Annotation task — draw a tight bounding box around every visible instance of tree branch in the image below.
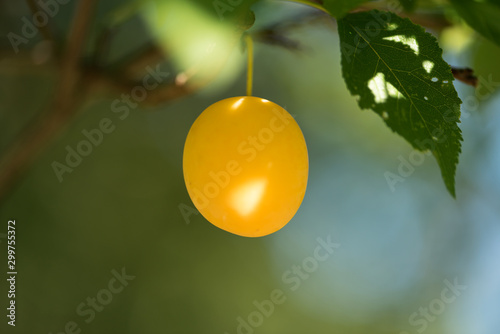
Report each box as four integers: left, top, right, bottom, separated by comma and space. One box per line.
26, 0, 54, 42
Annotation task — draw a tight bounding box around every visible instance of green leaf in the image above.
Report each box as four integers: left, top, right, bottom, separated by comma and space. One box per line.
322, 0, 368, 18
450, 0, 500, 46
338, 10, 462, 196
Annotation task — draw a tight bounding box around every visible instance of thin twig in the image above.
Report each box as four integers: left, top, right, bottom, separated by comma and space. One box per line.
26, 0, 54, 42
452, 67, 478, 87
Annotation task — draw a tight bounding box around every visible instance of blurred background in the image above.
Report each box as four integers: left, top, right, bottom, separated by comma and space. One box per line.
0, 0, 499, 333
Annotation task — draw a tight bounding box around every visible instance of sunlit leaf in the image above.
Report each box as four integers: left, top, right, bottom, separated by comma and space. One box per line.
338, 10, 462, 196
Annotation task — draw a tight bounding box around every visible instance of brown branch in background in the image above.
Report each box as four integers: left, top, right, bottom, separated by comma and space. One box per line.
82, 66, 195, 107
452, 67, 478, 87
56, 0, 97, 113
120, 44, 166, 80
0, 2, 255, 204
0, 0, 99, 203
